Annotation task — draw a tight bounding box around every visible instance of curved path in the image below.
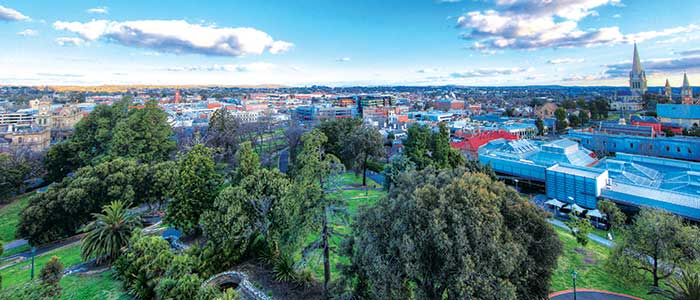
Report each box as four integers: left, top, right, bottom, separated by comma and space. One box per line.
549, 289, 643, 300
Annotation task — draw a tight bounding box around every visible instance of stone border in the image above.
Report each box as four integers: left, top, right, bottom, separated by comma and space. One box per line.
202, 271, 273, 300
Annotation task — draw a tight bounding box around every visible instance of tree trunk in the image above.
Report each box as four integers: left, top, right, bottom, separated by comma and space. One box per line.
652, 257, 659, 287
322, 209, 331, 299
362, 154, 368, 186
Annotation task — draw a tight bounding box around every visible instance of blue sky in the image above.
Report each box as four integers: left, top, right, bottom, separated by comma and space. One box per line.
1, 0, 699, 86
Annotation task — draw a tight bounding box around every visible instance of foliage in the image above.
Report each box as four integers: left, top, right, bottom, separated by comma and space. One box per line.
18, 158, 147, 244
566, 214, 593, 247
341, 167, 562, 299
0, 281, 50, 300
598, 199, 626, 232
0, 153, 32, 202
579, 109, 591, 125
588, 97, 610, 120
317, 118, 363, 166
381, 154, 416, 190
80, 201, 142, 265
109, 101, 176, 164
38, 256, 64, 298
403, 123, 464, 170
535, 117, 545, 136
142, 161, 178, 210
654, 270, 700, 300
555, 107, 568, 134
343, 126, 386, 186
205, 108, 242, 164
215, 288, 241, 300
609, 208, 700, 288
561, 99, 577, 109
568, 113, 581, 128
165, 144, 222, 233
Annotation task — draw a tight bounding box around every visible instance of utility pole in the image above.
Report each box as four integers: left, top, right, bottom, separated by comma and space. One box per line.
30, 246, 36, 280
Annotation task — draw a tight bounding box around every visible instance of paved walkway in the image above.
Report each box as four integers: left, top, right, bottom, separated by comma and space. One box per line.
550, 289, 642, 300
548, 219, 615, 248
2, 239, 28, 251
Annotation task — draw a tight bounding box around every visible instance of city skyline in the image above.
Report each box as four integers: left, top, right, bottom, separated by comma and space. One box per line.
1, 0, 700, 86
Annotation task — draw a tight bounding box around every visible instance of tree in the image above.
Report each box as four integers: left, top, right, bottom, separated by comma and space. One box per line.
588, 97, 610, 120
165, 145, 222, 233
381, 154, 416, 190
576, 98, 587, 109
81, 201, 142, 265
341, 167, 562, 299
231, 142, 259, 183
579, 109, 590, 126
597, 199, 625, 233
44, 141, 82, 183
568, 113, 581, 128
0, 153, 30, 202
318, 118, 362, 165
18, 158, 147, 245
205, 108, 242, 164
344, 126, 386, 186
39, 256, 64, 298
654, 270, 700, 300
109, 101, 176, 164
294, 130, 346, 297
561, 99, 576, 109
535, 117, 545, 136
566, 214, 593, 247
610, 208, 700, 288
143, 161, 178, 210
403, 123, 464, 170
555, 107, 568, 134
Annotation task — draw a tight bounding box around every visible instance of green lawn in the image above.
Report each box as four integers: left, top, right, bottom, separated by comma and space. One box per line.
61, 270, 129, 300
336, 172, 381, 188
550, 226, 661, 299
301, 188, 386, 279
1, 243, 83, 289
0, 192, 34, 246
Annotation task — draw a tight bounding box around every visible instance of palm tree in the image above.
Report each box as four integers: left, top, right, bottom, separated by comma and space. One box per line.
654, 270, 700, 300
80, 201, 141, 265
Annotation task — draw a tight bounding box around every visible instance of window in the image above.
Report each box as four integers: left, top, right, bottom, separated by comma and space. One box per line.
666, 146, 670, 151
630, 143, 634, 149
677, 147, 681, 153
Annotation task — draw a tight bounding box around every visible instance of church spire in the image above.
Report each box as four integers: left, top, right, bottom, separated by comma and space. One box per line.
683, 72, 690, 88
632, 42, 642, 74
665, 78, 671, 88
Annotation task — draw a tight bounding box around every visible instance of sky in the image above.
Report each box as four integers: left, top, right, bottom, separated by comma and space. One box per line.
1, 0, 700, 87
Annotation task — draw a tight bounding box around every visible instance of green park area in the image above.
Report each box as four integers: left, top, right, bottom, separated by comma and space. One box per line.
0, 192, 33, 245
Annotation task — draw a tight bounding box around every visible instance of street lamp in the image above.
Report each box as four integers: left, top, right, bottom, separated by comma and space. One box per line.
571, 269, 578, 300
30, 246, 36, 280
514, 179, 519, 191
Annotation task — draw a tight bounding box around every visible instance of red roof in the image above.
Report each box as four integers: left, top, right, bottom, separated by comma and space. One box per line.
451, 130, 518, 156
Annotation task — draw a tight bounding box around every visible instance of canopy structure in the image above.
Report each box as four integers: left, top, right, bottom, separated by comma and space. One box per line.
544, 199, 566, 208
586, 209, 605, 219
564, 203, 585, 214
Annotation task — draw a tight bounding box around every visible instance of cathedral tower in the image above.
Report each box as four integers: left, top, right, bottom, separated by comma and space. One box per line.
681, 72, 694, 104
664, 79, 672, 101
629, 43, 647, 96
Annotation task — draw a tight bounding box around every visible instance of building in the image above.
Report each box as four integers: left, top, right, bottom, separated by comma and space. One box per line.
681, 72, 694, 104
534, 102, 558, 119
295, 105, 354, 121
657, 103, 700, 128
567, 130, 700, 161
629, 43, 647, 96
479, 138, 700, 220
630, 115, 661, 132
0, 125, 51, 152
0, 112, 35, 126
665, 79, 672, 101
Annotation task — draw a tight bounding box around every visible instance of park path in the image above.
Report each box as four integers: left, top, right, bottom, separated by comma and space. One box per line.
548, 218, 615, 248
549, 289, 642, 300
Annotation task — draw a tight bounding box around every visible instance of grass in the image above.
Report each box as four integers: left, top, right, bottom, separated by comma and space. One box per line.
336, 172, 381, 188
0, 192, 34, 246
300, 187, 386, 279
60, 270, 129, 300
0, 243, 83, 290
550, 226, 661, 299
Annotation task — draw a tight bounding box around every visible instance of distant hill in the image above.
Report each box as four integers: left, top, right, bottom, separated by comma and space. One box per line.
44, 84, 289, 93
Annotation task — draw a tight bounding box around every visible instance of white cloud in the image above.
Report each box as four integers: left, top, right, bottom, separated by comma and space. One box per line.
603, 55, 700, 78
53, 19, 293, 57
167, 62, 276, 72
548, 58, 585, 64
676, 49, 700, 56
17, 29, 38, 36
86, 7, 109, 14
0, 5, 29, 21
562, 73, 608, 82
417, 68, 439, 74
55, 37, 84, 47
456, 0, 700, 51
613, 14, 621, 18
450, 67, 527, 78
336, 57, 351, 62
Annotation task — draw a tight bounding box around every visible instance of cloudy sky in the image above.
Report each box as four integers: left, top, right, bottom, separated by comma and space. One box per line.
1, 0, 699, 86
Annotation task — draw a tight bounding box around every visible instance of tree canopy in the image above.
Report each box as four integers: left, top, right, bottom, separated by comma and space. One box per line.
403, 123, 464, 170
340, 167, 561, 299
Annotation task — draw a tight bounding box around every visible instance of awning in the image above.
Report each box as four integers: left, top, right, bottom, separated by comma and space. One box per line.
564, 203, 585, 214
586, 209, 605, 219
544, 199, 566, 208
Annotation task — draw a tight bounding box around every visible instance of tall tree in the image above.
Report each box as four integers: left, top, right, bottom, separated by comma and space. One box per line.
18, 158, 147, 244
403, 123, 463, 170
344, 126, 386, 186
80, 201, 142, 265
39, 256, 64, 298
165, 145, 222, 233
555, 107, 568, 134
205, 108, 241, 164
597, 199, 625, 234
381, 154, 416, 190
610, 208, 700, 288
535, 117, 545, 136
318, 118, 362, 164
566, 214, 593, 247
0, 153, 30, 202
109, 101, 176, 164
341, 167, 561, 299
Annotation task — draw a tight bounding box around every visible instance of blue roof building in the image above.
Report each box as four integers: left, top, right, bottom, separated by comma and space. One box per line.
657, 104, 700, 128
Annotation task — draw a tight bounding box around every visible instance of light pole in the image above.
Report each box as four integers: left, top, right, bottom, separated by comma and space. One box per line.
30, 246, 36, 280
514, 179, 519, 192
571, 269, 578, 300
